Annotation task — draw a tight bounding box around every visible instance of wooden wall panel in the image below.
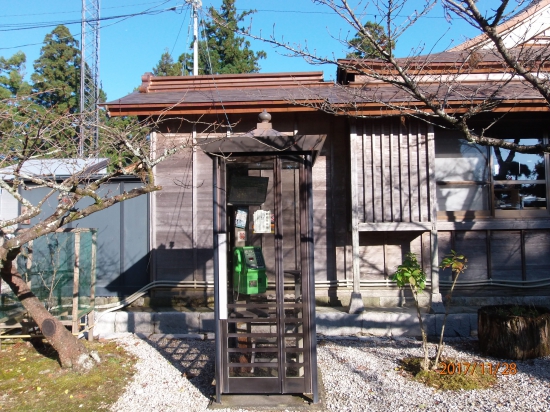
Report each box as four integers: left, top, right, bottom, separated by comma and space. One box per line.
453, 231, 488, 281
358, 232, 424, 279
390, 122, 401, 221
409, 125, 420, 222
399, 123, 411, 222
381, 122, 392, 222
372, 123, 383, 222
363, 122, 374, 222
357, 119, 433, 224
491, 231, 522, 280
358, 233, 384, 279
154, 148, 194, 250
153, 139, 215, 283
437, 231, 453, 282
525, 230, 550, 280
331, 120, 351, 281
417, 125, 429, 222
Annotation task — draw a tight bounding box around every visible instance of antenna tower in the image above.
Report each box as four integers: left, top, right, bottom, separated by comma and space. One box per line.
79, 0, 100, 156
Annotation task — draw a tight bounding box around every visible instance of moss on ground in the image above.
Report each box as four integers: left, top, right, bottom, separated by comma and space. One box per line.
0, 338, 136, 411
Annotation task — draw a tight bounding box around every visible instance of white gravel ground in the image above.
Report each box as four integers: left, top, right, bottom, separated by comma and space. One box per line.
108, 333, 550, 412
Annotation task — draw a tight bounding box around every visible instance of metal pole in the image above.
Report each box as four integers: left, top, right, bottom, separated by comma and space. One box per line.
193, 3, 199, 76
186, 0, 201, 76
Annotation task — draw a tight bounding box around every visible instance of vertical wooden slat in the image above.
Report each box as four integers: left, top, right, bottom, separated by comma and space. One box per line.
427, 124, 439, 298
150, 131, 157, 281
418, 123, 429, 222
354, 121, 364, 222
399, 121, 410, 222
349, 121, 363, 301
427, 125, 437, 223
379, 121, 391, 222
390, 121, 400, 221
382, 122, 391, 222
409, 123, 420, 221
387, 122, 393, 221
372, 122, 382, 222
364, 122, 374, 222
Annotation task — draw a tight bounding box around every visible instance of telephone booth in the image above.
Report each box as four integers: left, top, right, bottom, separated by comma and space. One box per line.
206, 114, 325, 403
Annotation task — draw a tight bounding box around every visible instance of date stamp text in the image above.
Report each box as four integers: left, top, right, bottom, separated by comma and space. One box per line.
439, 361, 517, 376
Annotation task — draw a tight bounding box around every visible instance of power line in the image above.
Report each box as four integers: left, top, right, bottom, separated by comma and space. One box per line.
0, 0, 176, 18
0, 2, 183, 51
0, 6, 182, 32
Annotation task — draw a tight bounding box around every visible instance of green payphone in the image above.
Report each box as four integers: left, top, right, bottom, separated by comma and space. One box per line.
233, 246, 267, 294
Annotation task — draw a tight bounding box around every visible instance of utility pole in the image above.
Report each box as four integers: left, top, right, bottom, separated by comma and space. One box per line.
80, 0, 100, 156
186, 0, 202, 76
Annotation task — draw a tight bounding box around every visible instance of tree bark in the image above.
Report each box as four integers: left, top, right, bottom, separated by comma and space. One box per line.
0, 249, 97, 372
478, 305, 550, 360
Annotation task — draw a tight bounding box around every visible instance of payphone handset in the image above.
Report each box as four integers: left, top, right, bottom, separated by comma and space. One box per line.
233, 246, 267, 295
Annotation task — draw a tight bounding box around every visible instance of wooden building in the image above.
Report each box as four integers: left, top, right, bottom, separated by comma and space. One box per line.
103, 3, 550, 310
103, 68, 550, 310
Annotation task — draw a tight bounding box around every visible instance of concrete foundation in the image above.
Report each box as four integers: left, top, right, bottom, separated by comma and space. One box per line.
93, 306, 478, 339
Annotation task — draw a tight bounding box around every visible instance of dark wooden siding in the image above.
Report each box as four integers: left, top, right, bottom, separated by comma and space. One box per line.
152, 134, 213, 283
357, 119, 434, 224
151, 112, 340, 285
438, 228, 550, 296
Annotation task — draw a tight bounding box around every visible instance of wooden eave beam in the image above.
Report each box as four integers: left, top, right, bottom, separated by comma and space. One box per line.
336, 99, 550, 116
106, 101, 323, 116
339, 62, 550, 76
106, 97, 548, 118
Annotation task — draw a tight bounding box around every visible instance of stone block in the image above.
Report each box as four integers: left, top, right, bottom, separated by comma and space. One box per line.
316, 312, 362, 336
436, 313, 473, 337
389, 312, 422, 337
362, 297, 381, 307
379, 297, 406, 308
423, 314, 436, 337
199, 311, 215, 333
154, 312, 200, 334
93, 311, 115, 337
361, 312, 393, 336
114, 312, 129, 333
131, 312, 154, 334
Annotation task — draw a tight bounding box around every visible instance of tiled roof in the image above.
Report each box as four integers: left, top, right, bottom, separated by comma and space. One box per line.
103, 67, 548, 117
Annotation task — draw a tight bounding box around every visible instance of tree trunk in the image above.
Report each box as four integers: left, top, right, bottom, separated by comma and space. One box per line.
0, 250, 97, 372
478, 305, 550, 360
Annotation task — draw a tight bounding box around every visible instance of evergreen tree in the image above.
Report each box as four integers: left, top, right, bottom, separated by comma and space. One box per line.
154, 0, 266, 76
152, 49, 183, 76
0, 51, 31, 98
31, 25, 80, 113
346, 22, 394, 59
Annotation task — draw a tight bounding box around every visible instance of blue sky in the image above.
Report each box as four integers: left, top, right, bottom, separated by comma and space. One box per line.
0, 0, 495, 101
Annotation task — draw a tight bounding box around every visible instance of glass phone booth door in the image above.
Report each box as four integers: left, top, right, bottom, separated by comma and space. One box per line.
213, 155, 318, 402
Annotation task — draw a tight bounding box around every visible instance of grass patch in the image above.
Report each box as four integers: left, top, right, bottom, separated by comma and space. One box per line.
0, 338, 136, 411
400, 357, 497, 391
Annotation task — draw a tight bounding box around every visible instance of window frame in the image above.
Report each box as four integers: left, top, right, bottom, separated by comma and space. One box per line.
436, 134, 549, 220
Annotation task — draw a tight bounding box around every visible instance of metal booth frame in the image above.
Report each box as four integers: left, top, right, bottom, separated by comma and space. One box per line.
208, 127, 325, 404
